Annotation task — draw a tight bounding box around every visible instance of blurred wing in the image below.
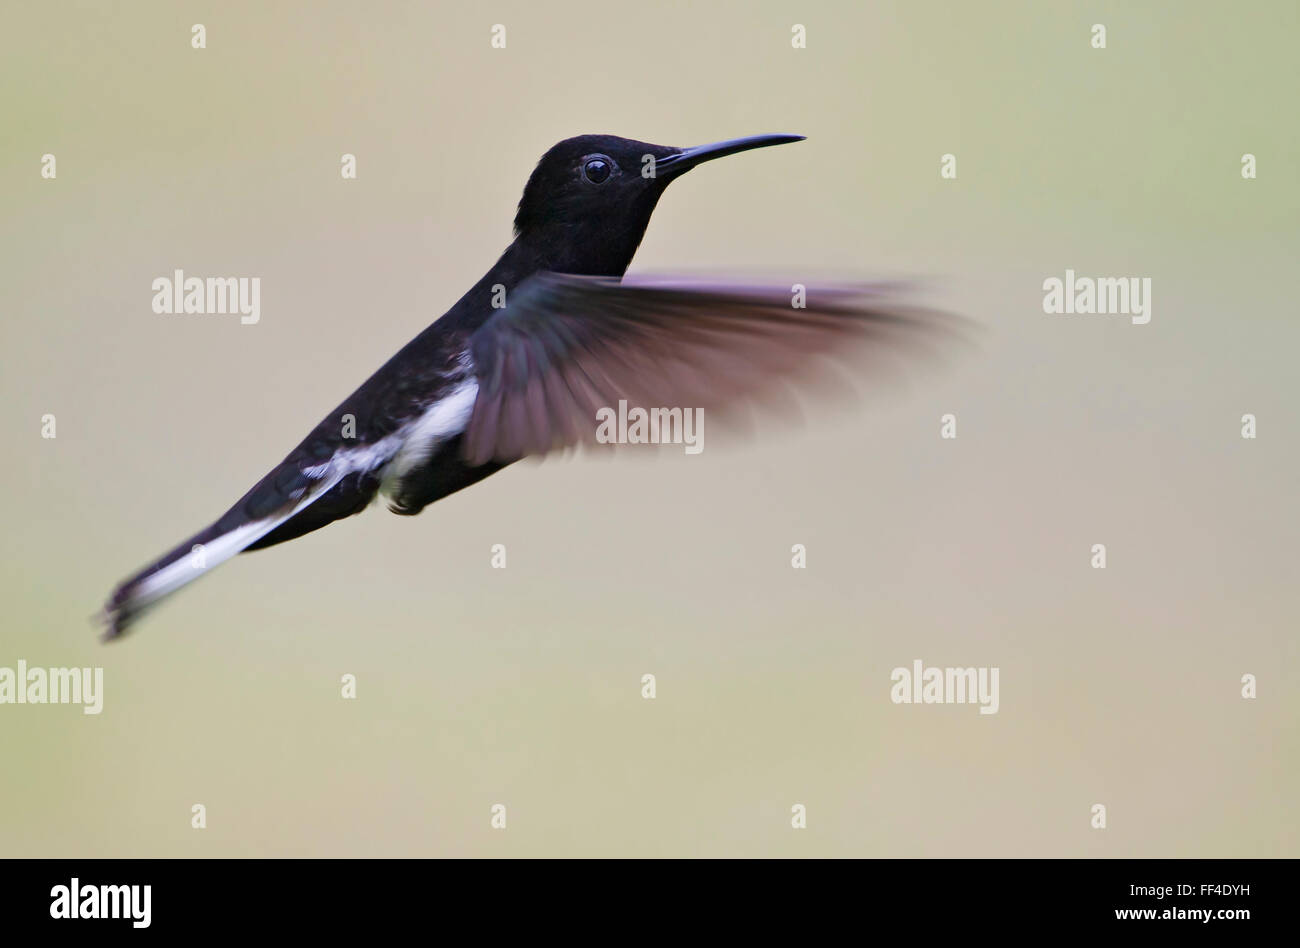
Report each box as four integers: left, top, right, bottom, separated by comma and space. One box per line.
463, 272, 966, 465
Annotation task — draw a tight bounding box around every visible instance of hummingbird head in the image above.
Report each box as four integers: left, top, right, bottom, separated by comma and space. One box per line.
512, 133, 805, 276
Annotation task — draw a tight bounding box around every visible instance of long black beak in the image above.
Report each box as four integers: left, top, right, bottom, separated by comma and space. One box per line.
658, 134, 805, 178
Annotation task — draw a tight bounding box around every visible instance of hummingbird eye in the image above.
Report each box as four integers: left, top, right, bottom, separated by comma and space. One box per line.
581, 156, 613, 184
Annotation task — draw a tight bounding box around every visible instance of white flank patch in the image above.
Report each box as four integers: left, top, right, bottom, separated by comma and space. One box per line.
380, 377, 479, 494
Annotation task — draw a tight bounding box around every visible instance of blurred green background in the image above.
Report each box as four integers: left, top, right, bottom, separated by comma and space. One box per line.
1, 0, 1296, 856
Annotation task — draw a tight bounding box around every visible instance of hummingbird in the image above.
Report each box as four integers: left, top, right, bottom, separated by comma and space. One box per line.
102, 133, 953, 638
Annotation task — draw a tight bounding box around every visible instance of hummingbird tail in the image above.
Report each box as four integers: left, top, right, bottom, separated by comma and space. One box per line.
100, 459, 353, 640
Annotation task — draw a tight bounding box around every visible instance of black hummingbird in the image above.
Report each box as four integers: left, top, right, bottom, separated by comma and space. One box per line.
103, 133, 951, 638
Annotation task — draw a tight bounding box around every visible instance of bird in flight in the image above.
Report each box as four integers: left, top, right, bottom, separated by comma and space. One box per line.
103, 133, 955, 638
